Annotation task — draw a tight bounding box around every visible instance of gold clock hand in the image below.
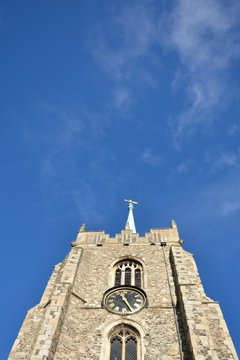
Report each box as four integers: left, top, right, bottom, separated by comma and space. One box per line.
120, 293, 134, 312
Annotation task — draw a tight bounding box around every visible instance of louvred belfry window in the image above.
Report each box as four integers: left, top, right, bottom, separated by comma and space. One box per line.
110, 326, 138, 360
115, 268, 121, 286
114, 260, 143, 287
135, 269, 141, 288
125, 267, 131, 285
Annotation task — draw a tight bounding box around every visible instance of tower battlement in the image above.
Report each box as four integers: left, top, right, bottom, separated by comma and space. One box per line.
74, 220, 180, 246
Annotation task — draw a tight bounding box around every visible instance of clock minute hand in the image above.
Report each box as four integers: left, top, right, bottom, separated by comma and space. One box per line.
120, 293, 133, 312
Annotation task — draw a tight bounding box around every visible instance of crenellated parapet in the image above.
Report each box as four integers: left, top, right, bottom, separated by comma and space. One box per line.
73, 219, 180, 246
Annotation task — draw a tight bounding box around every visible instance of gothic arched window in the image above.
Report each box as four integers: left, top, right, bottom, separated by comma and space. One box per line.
114, 260, 143, 287
110, 325, 139, 360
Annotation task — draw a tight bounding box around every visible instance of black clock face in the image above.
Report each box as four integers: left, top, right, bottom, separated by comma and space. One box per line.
102, 286, 147, 315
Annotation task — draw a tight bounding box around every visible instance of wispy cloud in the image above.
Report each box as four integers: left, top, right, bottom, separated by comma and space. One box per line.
25, 102, 119, 223
30, 103, 85, 178
91, 2, 159, 109
141, 149, 163, 167
227, 122, 240, 136
202, 175, 240, 217
167, 160, 190, 183
113, 87, 131, 109
93, 3, 157, 78
25, 1, 240, 222
176, 162, 188, 174
92, 0, 240, 137
219, 198, 240, 217
213, 152, 238, 170
166, 0, 240, 140
205, 149, 240, 172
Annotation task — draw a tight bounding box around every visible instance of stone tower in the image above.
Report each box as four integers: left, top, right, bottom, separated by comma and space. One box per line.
9, 210, 238, 359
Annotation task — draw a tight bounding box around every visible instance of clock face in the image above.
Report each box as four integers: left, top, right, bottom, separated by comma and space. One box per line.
102, 286, 147, 315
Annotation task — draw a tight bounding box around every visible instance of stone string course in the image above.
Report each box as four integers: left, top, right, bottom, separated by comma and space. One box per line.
9, 221, 238, 360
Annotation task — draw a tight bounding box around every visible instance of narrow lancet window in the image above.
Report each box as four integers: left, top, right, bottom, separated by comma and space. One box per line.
110, 337, 122, 360
125, 337, 137, 360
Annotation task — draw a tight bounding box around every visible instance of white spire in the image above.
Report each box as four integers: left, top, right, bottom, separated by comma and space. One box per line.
124, 199, 138, 233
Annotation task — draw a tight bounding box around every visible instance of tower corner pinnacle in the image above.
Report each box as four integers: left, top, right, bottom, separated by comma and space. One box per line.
171, 219, 177, 229
79, 223, 86, 233
125, 221, 130, 230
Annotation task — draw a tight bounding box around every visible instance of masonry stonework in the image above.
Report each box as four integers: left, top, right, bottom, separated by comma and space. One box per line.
9, 221, 238, 360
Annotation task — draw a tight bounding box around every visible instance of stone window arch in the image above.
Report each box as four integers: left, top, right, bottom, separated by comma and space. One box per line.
100, 319, 145, 360
109, 324, 140, 360
114, 260, 143, 288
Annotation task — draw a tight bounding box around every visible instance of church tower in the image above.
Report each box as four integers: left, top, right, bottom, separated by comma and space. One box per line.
9, 202, 238, 359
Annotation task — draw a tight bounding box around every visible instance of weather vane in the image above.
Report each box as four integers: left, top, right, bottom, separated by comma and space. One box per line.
124, 199, 138, 204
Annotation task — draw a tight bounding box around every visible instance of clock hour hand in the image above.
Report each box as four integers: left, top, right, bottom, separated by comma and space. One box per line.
120, 293, 133, 312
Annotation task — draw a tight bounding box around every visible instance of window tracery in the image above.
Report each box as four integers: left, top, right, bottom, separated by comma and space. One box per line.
110, 325, 138, 360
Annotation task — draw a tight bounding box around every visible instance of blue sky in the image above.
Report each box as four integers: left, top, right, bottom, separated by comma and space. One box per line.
1, 0, 240, 357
